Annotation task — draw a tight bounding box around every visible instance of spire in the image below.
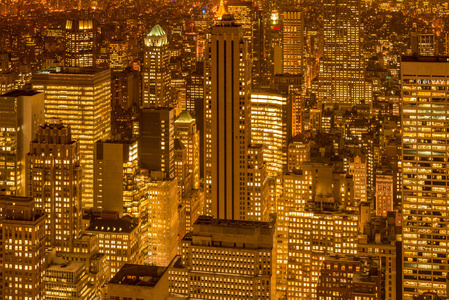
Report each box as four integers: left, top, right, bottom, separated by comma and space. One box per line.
216, 0, 227, 20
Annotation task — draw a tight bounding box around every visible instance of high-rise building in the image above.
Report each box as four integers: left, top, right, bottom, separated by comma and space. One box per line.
0, 90, 44, 196
204, 14, 252, 219
319, 0, 365, 104
282, 11, 304, 75
32, 67, 112, 208
64, 19, 96, 67
401, 56, 449, 298
93, 139, 142, 217
139, 107, 175, 179
147, 172, 179, 266
142, 24, 170, 108
250, 90, 290, 176
168, 216, 276, 299
287, 210, 359, 299
174, 111, 200, 189
26, 122, 82, 252
375, 170, 394, 217
0, 196, 46, 300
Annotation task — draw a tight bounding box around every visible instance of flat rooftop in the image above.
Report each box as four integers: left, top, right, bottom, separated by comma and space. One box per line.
109, 264, 167, 287
194, 215, 274, 229
1, 89, 40, 97
47, 262, 85, 272
86, 218, 137, 233
35, 66, 107, 75
402, 56, 449, 63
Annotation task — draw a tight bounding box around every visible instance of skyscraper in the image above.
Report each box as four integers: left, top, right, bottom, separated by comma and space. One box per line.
26, 121, 82, 252
142, 24, 170, 108
0, 196, 46, 300
250, 90, 290, 176
32, 67, 112, 208
282, 11, 304, 75
401, 56, 449, 298
64, 19, 96, 68
319, 0, 365, 104
139, 107, 175, 179
93, 139, 141, 218
174, 111, 200, 189
204, 14, 252, 220
0, 90, 44, 196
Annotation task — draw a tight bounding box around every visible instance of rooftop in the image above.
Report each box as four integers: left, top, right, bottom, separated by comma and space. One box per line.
86, 217, 137, 233
175, 110, 195, 123
194, 215, 274, 229
47, 262, 85, 272
148, 24, 166, 37
402, 56, 449, 63
109, 264, 167, 287
35, 67, 108, 75
1, 89, 40, 97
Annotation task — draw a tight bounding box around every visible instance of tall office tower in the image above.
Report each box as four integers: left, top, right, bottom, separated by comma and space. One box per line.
45, 262, 94, 300
0, 90, 44, 196
411, 33, 437, 56
186, 67, 205, 177
319, 0, 365, 104
93, 139, 142, 217
186, 67, 204, 115
276, 168, 314, 297
348, 154, 368, 202
175, 111, 200, 189
85, 215, 141, 277
282, 11, 304, 75
32, 67, 112, 208
64, 19, 96, 67
139, 107, 175, 179
245, 145, 269, 221
401, 56, 449, 298
168, 216, 276, 299
147, 172, 179, 266
287, 210, 359, 299
250, 90, 289, 177
174, 139, 191, 196
0, 196, 46, 300
204, 15, 252, 219
111, 67, 140, 110
26, 122, 82, 252
142, 24, 170, 108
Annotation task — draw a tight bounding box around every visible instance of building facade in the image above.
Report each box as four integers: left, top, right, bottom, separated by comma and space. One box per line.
32, 67, 112, 208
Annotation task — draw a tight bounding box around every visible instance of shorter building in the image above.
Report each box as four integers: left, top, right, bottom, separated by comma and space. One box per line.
287, 134, 310, 172
375, 170, 394, 217
168, 216, 276, 299
85, 215, 141, 277
317, 255, 382, 300
45, 262, 95, 299
107, 264, 169, 300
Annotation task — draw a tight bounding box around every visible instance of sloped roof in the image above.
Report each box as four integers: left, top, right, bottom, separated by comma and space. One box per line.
148, 24, 166, 37
175, 110, 194, 123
